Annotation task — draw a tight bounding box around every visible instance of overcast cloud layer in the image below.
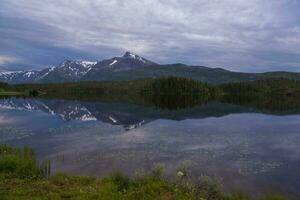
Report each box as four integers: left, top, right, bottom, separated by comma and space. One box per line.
1, 0, 300, 72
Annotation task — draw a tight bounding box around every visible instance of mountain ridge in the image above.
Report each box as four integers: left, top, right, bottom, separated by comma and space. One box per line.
1, 51, 300, 84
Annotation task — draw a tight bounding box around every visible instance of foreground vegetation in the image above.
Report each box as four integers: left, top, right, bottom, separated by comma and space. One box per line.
0, 145, 288, 200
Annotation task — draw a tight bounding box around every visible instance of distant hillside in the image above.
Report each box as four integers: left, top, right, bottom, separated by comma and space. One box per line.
82, 63, 300, 84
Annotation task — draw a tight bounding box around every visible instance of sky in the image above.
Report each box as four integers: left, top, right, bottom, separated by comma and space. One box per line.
1, 0, 300, 72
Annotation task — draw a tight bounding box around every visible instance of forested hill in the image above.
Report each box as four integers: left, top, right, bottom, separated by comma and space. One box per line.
81, 64, 300, 84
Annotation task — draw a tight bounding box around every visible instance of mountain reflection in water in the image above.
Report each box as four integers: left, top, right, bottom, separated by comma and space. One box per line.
1, 97, 300, 199
1, 97, 300, 131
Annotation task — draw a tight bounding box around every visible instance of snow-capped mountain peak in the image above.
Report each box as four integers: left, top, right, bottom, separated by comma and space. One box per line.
58, 59, 72, 68
123, 51, 137, 58
58, 59, 97, 69
50, 59, 98, 79
0, 52, 156, 83
123, 51, 146, 63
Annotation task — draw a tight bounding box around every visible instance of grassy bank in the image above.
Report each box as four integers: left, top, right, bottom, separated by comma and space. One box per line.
0, 82, 28, 97
0, 145, 287, 200
0, 91, 26, 96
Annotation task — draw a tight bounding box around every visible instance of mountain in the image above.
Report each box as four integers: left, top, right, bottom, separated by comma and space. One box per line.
1, 51, 300, 84
81, 63, 300, 84
0, 52, 153, 84
40, 60, 97, 82
83, 52, 156, 80
0, 70, 41, 83
0, 60, 97, 83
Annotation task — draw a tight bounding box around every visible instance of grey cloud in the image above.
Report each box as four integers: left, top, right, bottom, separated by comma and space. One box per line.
0, 0, 300, 72
0, 55, 16, 65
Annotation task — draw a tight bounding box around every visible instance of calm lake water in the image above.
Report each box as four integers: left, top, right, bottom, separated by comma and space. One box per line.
1, 97, 300, 198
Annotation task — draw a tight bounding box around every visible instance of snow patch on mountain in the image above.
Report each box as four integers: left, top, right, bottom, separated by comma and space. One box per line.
109, 60, 118, 66
23, 71, 36, 78
39, 67, 55, 79
79, 61, 97, 68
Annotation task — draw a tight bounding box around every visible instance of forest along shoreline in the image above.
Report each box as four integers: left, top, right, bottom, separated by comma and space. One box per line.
1, 77, 300, 111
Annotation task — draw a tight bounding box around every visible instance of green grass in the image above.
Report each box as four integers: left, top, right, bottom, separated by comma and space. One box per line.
0, 81, 36, 97
0, 173, 287, 200
0, 91, 26, 96
0, 82, 25, 96
0, 145, 288, 200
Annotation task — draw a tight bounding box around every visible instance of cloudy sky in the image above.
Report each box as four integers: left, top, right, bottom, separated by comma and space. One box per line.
1, 0, 300, 72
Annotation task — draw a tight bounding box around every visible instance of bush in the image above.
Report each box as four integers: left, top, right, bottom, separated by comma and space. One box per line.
29, 90, 39, 97
0, 145, 39, 179
110, 172, 130, 192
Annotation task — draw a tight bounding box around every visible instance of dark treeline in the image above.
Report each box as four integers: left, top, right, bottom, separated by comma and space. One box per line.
220, 79, 300, 112
0, 81, 26, 97
13, 80, 152, 104
13, 78, 219, 109
221, 78, 300, 96
0, 82, 10, 91
142, 76, 212, 96
7, 77, 300, 111
141, 77, 220, 110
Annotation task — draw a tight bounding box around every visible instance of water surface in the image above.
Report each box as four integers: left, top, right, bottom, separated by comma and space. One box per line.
1, 98, 300, 198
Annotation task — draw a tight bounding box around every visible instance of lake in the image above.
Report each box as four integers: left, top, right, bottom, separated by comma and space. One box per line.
1, 97, 300, 199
